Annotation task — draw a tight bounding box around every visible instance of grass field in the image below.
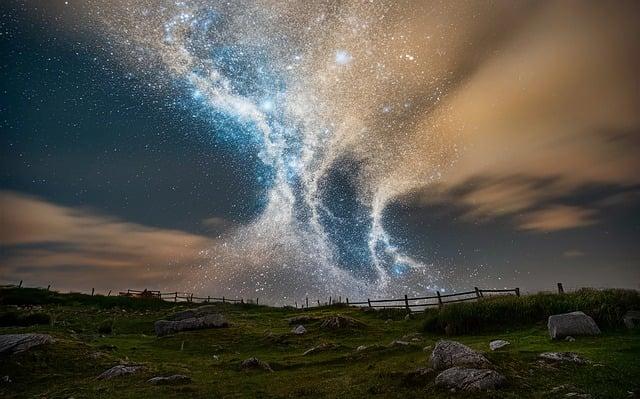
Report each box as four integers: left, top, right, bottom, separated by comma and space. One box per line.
1, 287, 639, 398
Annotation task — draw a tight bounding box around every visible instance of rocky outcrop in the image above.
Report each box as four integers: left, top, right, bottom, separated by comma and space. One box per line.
147, 375, 191, 385
97, 365, 144, 379
489, 340, 510, 351
154, 313, 228, 336
547, 311, 600, 339
435, 367, 506, 391
0, 334, 54, 355
428, 340, 491, 370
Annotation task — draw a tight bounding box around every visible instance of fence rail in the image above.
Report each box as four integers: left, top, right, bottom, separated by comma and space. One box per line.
4, 279, 530, 311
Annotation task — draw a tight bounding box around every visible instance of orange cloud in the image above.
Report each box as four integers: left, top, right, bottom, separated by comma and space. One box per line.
517, 205, 597, 232
0, 191, 216, 292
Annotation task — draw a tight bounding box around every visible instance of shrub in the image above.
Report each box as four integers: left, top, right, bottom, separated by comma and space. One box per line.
422, 288, 640, 335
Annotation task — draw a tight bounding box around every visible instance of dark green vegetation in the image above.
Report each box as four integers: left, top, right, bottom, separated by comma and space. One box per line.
423, 289, 640, 335
1, 287, 639, 398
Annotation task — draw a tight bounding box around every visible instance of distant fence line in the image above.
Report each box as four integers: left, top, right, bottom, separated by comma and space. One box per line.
6, 279, 544, 312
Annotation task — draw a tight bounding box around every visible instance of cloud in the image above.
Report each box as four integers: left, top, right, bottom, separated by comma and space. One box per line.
517, 205, 597, 232
0, 191, 216, 292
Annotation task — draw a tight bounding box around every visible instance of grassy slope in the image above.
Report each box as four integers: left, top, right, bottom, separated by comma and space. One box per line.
0, 289, 639, 398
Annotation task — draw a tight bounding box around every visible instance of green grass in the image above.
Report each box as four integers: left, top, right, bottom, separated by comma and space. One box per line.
1, 287, 639, 398
423, 288, 640, 335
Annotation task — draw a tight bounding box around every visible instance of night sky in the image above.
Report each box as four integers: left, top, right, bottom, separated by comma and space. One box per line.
1, 1, 639, 304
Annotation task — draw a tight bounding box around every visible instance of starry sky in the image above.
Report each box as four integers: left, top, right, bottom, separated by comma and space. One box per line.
1, 0, 639, 304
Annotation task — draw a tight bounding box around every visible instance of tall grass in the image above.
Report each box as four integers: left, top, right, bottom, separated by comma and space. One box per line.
0, 287, 173, 310
422, 288, 640, 335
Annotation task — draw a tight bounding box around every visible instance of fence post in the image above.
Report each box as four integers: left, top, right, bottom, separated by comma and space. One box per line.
256, 297, 259, 305
306, 297, 309, 308
18, 280, 23, 288
367, 298, 372, 308
515, 287, 520, 297
404, 294, 410, 312
295, 301, 298, 308
329, 296, 332, 305
174, 293, 178, 302
557, 283, 564, 294
107, 290, 111, 296
91, 288, 95, 296
474, 287, 482, 298
222, 296, 225, 303
346, 297, 349, 306
339, 296, 341, 303
241, 298, 244, 304
436, 291, 443, 308
207, 295, 210, 303
46, 284, 51, 291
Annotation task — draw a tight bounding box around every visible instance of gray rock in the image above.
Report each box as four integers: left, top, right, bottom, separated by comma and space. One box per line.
565, 393, 592, 398
154, 313, 228, 336
565, 336, 576, 342
319, 315, 363, 329
356, 345, 368, 352
147, 374, 191, 385
489, 340, 510, 351
435, 367, 506, 391
547, 311, 600, 339
291, 325, 306, 335
240, 357, 273, 372
167, 305, 221, 321
97, 365, 144, 379
539, 352, 587, 364
429, 340, 491, 370
0, 334, 54, 355
623, 311, 640, 329
389, 340, 410, 347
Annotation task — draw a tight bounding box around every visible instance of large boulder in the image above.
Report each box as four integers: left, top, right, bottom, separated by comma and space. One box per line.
428, 340, 491, 370
623, 311, 640, 329
154, 313, 228, 336
435, 367, 506, 391
539, 352, 587, 364
0, 334, 54, 355
547, 311, 600, 339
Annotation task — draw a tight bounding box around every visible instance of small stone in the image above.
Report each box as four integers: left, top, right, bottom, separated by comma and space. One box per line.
385, 319, 393, 324
435, 367, 506, 391
356, 345, 367, 352
240, 357, 273, 372
292, 325, 306, 335
565, 336, 576, 342
97, 365, 144, 379
539, 352, 587, 364
303, 342, 336, 356
565, 393, 592, 398
1, 376, 11, 384
489, 340, 510, 351
404, 314, 411, 320
423, 345, 432, 352
389, 340, 410, 347
147, 375, 191, 385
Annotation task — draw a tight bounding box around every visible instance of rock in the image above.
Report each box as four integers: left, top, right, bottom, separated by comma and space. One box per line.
423, 345, 432, 352
623, 311, 640, 329
539, 352, 587, 364
147, 375, 191, 385
429, 340, 491, 370
565, 393, 592, 398
389, 340, 410, 347
167, 305, 221, 321
287, 315, 318, 325
489, 340, 510, 351
547, 311, 600, 339
319, 315, 363, 330
0, 334, 54, 355
404, 314, 411, 320
435, 367, 506, 391
385, 319, 393, 324
240, 357, 273, 372
303, 342, 336, 356
291, 325, 306, 335
1, 375, 11, 384
356, 345, 368, 352
565, 336, 576, 342
97, 365, 144, 379
154, 313, 228, 336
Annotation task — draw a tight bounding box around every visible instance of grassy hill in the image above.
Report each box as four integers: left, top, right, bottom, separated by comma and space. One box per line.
1, 287, 639, 398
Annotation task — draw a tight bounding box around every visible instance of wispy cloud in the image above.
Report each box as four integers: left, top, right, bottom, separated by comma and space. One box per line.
0, 191, 216, 292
